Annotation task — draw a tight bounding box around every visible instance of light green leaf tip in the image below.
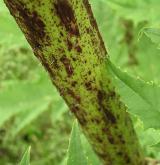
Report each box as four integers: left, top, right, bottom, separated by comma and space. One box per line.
106, 59, 160, 129
66, 120, 87, 165
19, 146, 31, 165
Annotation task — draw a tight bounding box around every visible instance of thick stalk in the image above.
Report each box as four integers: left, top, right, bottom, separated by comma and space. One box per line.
4, 0, 144, 164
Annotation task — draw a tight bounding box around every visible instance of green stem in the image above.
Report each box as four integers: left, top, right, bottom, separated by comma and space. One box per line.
4, 0, 144, 164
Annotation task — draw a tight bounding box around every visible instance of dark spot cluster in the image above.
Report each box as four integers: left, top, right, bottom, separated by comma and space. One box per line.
102, 127, 108, 133
60, 55, 74, 77
118, 135, 125, 144
117, 151, 123, 156
66, 38, 73, 51
117, 150, 132, 164
71, 104, 79, 113
67, 89, 81, 103
104, 108, 117, 124
78, 116, 87, 126
71, 81, 77, 87
86, 27, 92, 33
50, 55, 59, 69
107, 136, 115, 144
96, 136, 103, 143
108, 91, 116, 99
71, 105, 87, 126
66, 38, 82, 53
91, 118, 101, 124
124, 153, 131, 164
6, 1, 50, 49
85, 81, 92, 90
83, 0, 107, 56
75, 45, 82, 53
54, 0, 80, 36
88, 71, 91, 75
97, 90, 117, 124
35, 52, 55, 79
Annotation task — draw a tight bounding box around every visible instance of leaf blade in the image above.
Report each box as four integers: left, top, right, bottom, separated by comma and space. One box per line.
19, 146, 31, 165
107, 60, 160, 129
66, 120, 87, 165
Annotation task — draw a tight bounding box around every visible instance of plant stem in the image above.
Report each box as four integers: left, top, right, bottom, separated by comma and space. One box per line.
4, 0, 144, 164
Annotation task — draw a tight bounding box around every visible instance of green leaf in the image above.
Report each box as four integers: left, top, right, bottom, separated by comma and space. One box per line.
19, 146, 31, 165
0, 72, 65, 134
143, 28, 160, 46
10, 97, 52, 137
51, 100, 68, 123
107, 60, 160, 129
81, 134, 101, 165
66, 120, 87, 165
139, 128, 160, 147
133, 118, 160, 157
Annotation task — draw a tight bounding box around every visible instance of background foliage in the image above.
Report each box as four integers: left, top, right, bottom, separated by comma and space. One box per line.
0, 0, 160, 164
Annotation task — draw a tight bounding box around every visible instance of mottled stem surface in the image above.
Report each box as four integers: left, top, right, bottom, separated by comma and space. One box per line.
4, 0, 144, 164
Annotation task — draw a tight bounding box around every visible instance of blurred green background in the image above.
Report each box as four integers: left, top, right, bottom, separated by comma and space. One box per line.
0, 0, 160, 164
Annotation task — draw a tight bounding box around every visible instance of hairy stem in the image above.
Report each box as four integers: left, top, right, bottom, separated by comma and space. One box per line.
4, 0, 144, 164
